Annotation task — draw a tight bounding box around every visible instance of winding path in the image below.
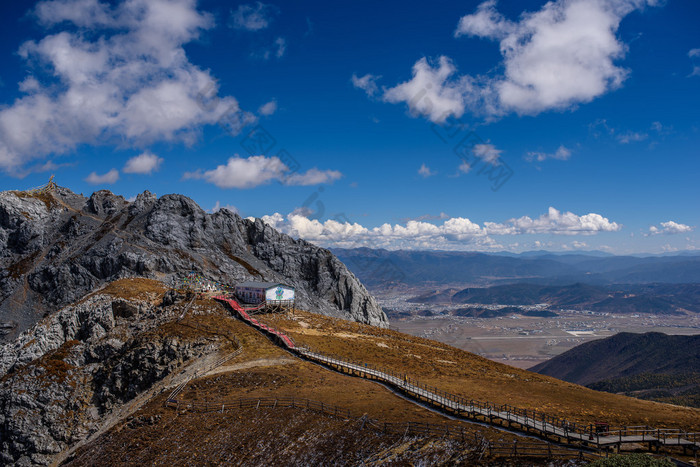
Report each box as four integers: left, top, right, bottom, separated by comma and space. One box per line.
213, 296, 700, 456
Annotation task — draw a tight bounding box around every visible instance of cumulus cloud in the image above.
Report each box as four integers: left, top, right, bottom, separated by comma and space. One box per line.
418, 163, 436, 177
184, 155, 342, 189
258, 207, 621, 251
85, 168, 119, 185
123, 151, 163, 174
484, 207, 621, 236
351, 73, 381, 97
648, 221, 693, 236
383, 56, 474, 123
0, 0, 252, 175
525, 145, 572, 162
230, 2, 277, 31
378, 0, 658, 122
184, 156, 286, 189
258, 100, 277, 116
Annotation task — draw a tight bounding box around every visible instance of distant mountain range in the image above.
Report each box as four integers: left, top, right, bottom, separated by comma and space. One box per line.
530, 332, 700, 408
453, 283, 700, 314
406, 282, 700, 315
333, 248, 700, 287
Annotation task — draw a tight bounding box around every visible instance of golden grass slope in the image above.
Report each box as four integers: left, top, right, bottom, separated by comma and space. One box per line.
61, 279, 699, 465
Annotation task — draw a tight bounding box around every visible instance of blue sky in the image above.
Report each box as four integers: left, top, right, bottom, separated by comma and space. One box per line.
0, 0, 698, 254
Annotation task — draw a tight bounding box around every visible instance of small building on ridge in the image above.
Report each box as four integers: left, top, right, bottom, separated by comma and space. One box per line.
234, 281, 295, 305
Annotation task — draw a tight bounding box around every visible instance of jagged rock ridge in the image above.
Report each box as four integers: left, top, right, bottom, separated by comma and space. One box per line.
0, 186, 387, 341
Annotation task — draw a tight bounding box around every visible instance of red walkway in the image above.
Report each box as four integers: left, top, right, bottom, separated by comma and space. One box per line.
214, 296, 296, 349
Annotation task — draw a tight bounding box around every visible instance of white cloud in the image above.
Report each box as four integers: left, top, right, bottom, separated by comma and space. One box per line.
591, 119, 670, 144
457, 160, 471, 174
256, 37, 287, 60
525, 145, 572, 162
455, 0, 514, 40
648, 221, 693, 236
0, 0, 252, 174
123, 151, 163, 174
209, 201, 239, 214
85, 168, 119, 185
351, 73, 381, 97
283, 168, 343, 186
484, 207, 621, 236
274, 37, 286, 58
418, 163, 436, 177
230, 2, 277, 31
617, 131, 648, 143
258, 100, 277, 116
258, 206, 621, 251
473, 143, 502, 165
689, 48, 700, 77
184, 156, 287, 189
379, 0, 658, 122
184, 155, 342, 189
383, 56, 473, 123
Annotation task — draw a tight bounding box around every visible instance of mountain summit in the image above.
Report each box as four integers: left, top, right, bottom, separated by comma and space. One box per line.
0, 185, 387, 342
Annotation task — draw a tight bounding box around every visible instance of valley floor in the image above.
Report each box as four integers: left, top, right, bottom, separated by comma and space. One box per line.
376, 289, 700, 369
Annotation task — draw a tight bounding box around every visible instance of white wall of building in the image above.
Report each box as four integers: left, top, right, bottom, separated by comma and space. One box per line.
265, 285, 295, 302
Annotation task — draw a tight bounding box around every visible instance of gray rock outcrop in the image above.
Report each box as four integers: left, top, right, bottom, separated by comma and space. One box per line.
0, 292, 217, 465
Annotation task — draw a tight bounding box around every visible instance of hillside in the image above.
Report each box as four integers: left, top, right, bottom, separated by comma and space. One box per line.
0, 278, 534, 465
0, 186, 386, 343
530, 332, 700, 407
3, 279, 700, 465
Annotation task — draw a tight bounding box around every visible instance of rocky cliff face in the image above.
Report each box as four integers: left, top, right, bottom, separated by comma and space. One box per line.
0, 282, 220, 465
0, 186, 387, 342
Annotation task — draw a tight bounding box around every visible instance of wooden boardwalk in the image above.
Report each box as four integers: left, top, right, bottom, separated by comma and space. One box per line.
213, 296, 700, 456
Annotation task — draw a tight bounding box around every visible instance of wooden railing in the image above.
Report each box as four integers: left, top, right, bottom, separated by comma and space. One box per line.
213, 296, 700, 455
164, 396, 599, 461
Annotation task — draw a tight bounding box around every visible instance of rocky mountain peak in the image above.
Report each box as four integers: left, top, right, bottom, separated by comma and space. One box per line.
0, 185, 387, 342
